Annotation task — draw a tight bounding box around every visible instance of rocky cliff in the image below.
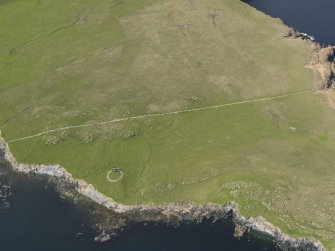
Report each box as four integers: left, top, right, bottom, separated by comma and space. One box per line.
0, 132, 326, 250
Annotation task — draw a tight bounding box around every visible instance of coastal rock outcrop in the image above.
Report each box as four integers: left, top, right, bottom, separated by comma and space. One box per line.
0, 182, 11, 209
310, 44, 335, 90
283, 28, 335, 90
0, 132, 326, 250
283, 28, 315, 41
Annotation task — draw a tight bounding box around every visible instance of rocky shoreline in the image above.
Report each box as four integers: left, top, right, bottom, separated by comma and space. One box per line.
283, 27, 335, 91
0, 156, 11, 209
0, 181, 11, 209
1, 25, 334, 251
0, 133, 326, 251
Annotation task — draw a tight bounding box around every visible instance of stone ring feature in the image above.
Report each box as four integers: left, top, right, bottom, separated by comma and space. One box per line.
106, 168, 124, 183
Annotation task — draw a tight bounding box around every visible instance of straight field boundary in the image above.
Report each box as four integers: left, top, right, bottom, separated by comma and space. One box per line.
9, 90, 312, 143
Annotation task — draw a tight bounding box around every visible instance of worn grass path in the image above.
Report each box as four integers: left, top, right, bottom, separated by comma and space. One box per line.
9, 90, 312, 143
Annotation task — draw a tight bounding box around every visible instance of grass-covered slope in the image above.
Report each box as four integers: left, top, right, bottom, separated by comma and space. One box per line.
1, 0, 335, 248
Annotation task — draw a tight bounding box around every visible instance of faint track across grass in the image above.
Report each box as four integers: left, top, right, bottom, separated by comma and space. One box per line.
9, 90, 312, 143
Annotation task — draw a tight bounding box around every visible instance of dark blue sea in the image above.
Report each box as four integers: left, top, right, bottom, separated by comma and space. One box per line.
244, 0, 335, 46
0, 162, 277, 251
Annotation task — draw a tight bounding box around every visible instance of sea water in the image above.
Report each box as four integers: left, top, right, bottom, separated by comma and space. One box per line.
0, 162, 278, 251
244, 0, 335, 46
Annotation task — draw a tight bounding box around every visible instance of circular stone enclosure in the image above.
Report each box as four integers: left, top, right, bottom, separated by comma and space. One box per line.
106, 169, 124, 183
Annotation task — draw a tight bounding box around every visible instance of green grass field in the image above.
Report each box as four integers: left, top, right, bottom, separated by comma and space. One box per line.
1, 0, 335, 248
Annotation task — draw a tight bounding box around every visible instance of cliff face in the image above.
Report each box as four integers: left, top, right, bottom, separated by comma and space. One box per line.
0, 157, 11, 209
0, 133, 326, 250
311, 44, 335, 89
284, 28, 335, 90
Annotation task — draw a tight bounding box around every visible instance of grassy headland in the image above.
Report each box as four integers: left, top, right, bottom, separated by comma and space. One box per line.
1, 0, 334, 248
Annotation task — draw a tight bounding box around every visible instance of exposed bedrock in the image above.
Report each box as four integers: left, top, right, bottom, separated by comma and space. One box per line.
0, 133, 326, 250
0, 182, 11, 209
311, 45, 335, 89
283, 27, 335, 90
